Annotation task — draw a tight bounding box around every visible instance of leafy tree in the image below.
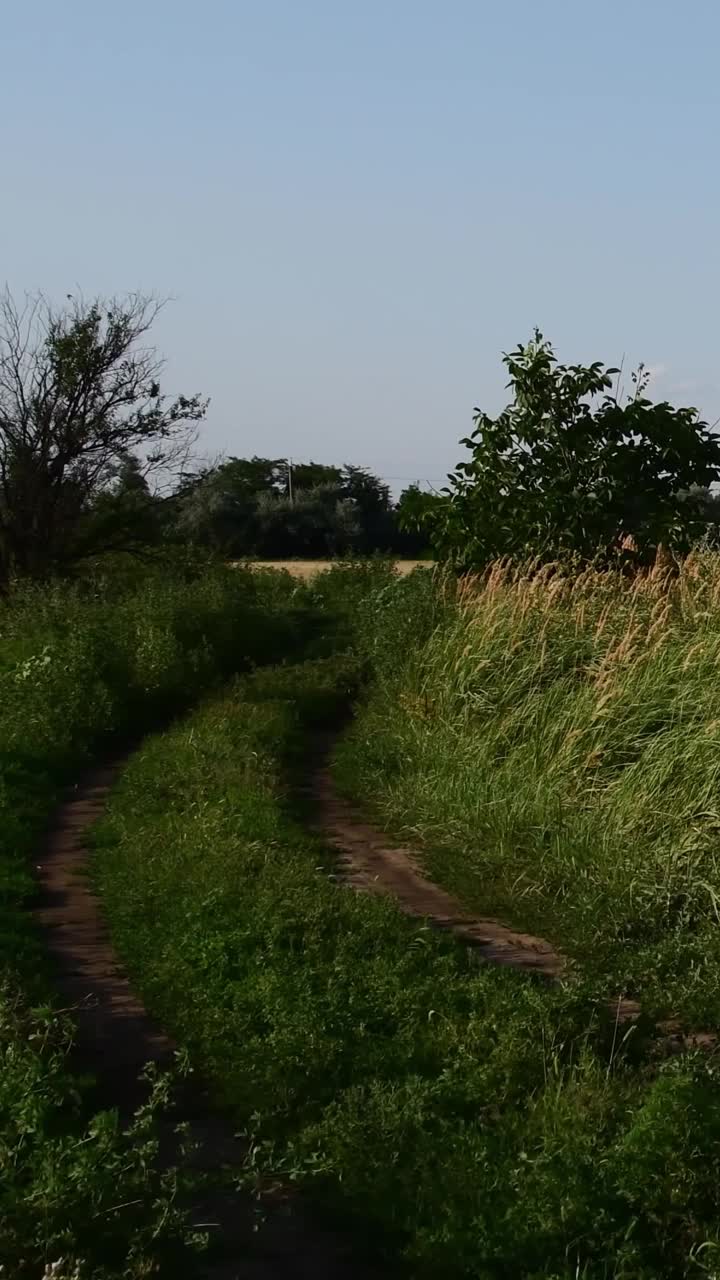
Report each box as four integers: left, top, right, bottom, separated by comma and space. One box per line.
168, 467, 227, 551
0, 290, 206, 588
76, 451, 165, 563
341, 465, 390, 513
220, 455, 287, 495
339, 465, 393, 551
172, 456, 287, 552
415, 332, 720, 568
111, 450, 152, 496
171, 457, 403, 558
287, 461, 343, 493
677, 484, 720, 545
396, 484, 444, 554
254, 484, 361, 557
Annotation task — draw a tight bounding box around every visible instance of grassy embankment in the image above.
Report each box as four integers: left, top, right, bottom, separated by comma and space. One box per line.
93, 562, 720, 1279
336, 556, 720, 1028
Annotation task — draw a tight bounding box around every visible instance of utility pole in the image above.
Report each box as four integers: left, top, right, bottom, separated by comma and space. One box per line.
287, 458, 293, 505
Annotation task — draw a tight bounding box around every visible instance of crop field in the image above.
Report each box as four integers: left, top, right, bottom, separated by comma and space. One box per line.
4, 556, 720, 1278
236, 558, 433, 578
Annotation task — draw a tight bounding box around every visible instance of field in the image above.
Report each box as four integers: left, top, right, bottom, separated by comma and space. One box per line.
4, 556, 720, 1278
236, 557, 432, 577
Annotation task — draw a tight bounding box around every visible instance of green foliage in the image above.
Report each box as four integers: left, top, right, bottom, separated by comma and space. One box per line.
173, 456, 407, 558
93, 657, 720, 1277
76, 452, 166, 562
289, 460, 344, 490
301, 555, 403, 655
419, 333, 720, 568
252, 485, 362, 557
396, 482, 444, 532
0, 986, 198, 1278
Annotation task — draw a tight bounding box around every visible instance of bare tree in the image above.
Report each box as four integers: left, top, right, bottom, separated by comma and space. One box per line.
0, 289, 207, 588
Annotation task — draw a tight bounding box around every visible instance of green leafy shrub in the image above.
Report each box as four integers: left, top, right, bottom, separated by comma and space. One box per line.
414, 333, 720, 568
0, 980, 201, 1278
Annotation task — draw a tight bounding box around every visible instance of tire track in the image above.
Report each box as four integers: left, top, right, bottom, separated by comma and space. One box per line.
34, 754, 388, 1280
312, 753, 562, 978
309, 734, 716, 1051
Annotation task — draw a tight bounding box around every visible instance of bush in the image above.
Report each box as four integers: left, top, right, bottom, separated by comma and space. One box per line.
0, 983, 198, 1278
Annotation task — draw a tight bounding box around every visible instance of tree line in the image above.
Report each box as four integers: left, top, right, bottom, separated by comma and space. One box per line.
2, 289, 720, 591
82, 452, 428, 564
171, 457, 426, 559
0, 290, 425, 589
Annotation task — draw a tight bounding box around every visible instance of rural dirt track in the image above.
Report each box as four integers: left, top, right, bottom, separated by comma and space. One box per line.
32, 727, 715, 1277
34, 756, 389, 1280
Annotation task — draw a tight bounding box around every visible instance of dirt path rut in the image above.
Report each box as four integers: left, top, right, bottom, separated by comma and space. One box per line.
312, 755, 563, 978
309, 739, 717, 1050
35, 759, 173, 1101
31, 727, 715, 1280
34, 757, 388, 1280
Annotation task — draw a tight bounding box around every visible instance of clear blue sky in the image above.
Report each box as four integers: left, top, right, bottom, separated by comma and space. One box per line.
2, 0, 719, 491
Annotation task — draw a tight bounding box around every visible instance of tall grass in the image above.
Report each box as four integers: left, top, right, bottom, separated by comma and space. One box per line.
336, 555, 720, 1022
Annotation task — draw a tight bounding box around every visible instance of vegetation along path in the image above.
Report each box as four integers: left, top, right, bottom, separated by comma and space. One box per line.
40, 640, 720, 1280
309, 732, 717, 1051
32, 700, 715, 1275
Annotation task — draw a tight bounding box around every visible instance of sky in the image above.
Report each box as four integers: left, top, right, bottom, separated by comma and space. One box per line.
2, 0, 720, 493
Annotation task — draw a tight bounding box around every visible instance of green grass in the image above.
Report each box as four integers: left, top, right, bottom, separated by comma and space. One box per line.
338, 560, 720, 1029
0, 560, 315, 1277
0, 555, 397, 1275
0, 991, 198, 1279
12, 553, 720, 1276
0, 563, 304, 984
334, 556, 720, 1026
93, 654, 720, 1279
